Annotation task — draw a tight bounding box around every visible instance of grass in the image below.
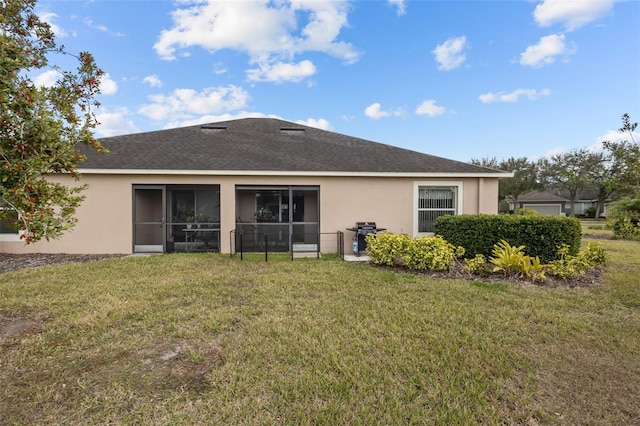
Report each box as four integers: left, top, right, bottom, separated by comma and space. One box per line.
580, 219, 614, 239
1, 240, 639, 425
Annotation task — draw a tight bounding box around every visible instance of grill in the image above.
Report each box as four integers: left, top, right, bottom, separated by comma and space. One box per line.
346, 222, 386, 255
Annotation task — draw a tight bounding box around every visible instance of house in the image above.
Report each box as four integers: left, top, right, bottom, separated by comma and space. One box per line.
506, 191, 569, 215
0, 118, 511, 255
507, 190, 610, 217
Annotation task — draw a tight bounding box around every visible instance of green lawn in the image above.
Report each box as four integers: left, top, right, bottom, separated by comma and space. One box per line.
580, 219, 614, 239
1, 239, 639, 425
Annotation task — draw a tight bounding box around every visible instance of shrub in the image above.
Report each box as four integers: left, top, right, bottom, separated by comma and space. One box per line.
547, 242, 607, 279
365, 232, 410, 267
435, 214, 581, 262
463, 254, 490, 276
366, 232, 464, 272
547, 244, 588, 279
513, 208, 539, 216
584, 206, 597, 218
607, 196, 640, 241
403, 235, 463, 272
581, 241, 607, 266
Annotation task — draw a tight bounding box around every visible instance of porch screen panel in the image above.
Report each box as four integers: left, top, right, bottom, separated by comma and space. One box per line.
195, 189, 220, 223
418, 187, 456, 233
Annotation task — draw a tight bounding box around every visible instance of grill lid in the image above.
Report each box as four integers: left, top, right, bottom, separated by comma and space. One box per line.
356, 222, 376, 230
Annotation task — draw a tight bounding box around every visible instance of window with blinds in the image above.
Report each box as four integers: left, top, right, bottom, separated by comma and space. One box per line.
417, 187, 456, 233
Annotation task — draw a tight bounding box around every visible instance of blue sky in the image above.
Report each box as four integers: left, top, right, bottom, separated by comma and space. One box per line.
35, 0, 640, 163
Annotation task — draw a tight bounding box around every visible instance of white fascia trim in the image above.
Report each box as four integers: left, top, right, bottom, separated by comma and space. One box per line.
77, 169, 513, 178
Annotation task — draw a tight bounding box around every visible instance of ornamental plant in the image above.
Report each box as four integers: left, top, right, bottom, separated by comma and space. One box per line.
365, 232, 463, 271
463, 254, 490, 276
547, 242, 607, 279
607, 196, 640, 241
401, 235, 464, 272
365, 232, 410, 267
1, 0, 105, 243
489, 240, 546, 282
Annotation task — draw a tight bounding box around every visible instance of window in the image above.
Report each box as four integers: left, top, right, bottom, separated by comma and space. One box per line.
0, 209, 18, 234
0, 207, 22, 241
414, 182, 462, 234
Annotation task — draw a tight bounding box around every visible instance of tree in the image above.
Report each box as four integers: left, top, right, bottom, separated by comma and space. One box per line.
601, 113, 640, 199
471, 156, 540, 207
539, 149, 602, 216
583, 150, 611, 218
0, 0, 105, 243
585, 114, 640, 218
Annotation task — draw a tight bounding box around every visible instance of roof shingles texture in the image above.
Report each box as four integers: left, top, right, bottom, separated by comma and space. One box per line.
80, 118, 500, 174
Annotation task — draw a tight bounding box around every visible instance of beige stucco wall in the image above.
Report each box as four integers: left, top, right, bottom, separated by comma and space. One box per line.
0, 173, 500, 254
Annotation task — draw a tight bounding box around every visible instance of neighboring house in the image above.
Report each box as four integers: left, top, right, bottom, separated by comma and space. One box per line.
564, 197, 609, 217
506, 190, 569, 215
1, 118, 511, 255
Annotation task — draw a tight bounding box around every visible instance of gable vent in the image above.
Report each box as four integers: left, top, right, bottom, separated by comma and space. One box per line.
280, 127, 305, 132
200, 125, 227, 131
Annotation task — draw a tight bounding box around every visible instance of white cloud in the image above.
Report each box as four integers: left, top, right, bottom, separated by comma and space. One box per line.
34, 70, 62, 87
415, 100, 447, 117
99, 73, 118, 95
153, 0, 358, 83
519, 33, 575, 67
295, 118, 333, 130
533, 0, 614, 31
388, 0, 406, 16
539, 146, 570, 159
143, 75, 163, 88
38, 12, 68, 38
213, 62, 228, 75
364, 102, 404, 120
138, 85, 250, 121
247, 60, 316, 83
365, 103, 389, 119
478, 88, 552, 103
95, 108, 139, 137
432, 36, 468, 71
84, 18, 108, 32
592, 129, 640, 151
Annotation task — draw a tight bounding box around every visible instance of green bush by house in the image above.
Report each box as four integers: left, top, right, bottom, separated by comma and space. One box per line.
434, 214, 581, 263
607, 196, 640, 241
365, 232, 464, 271
365, 231, 606, 283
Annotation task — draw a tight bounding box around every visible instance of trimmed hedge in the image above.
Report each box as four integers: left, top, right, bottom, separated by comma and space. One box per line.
434, 214, 581, 263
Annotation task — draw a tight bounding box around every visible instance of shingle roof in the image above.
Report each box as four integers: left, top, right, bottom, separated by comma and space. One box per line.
516, 191, 570, 202
79, 118, 504, 175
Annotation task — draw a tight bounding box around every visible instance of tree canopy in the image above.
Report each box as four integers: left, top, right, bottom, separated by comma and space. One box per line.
0, 0, 105, 243
473, 113, 638, 217
471, 156, 540, 205
538, 148, 602, 216
601, 113, 640, 197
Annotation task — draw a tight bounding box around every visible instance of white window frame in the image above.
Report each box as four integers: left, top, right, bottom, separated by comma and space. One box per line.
413, 181, 463, 236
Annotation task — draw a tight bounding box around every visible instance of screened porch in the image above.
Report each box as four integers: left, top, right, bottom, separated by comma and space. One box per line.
234, 186, 319, 253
